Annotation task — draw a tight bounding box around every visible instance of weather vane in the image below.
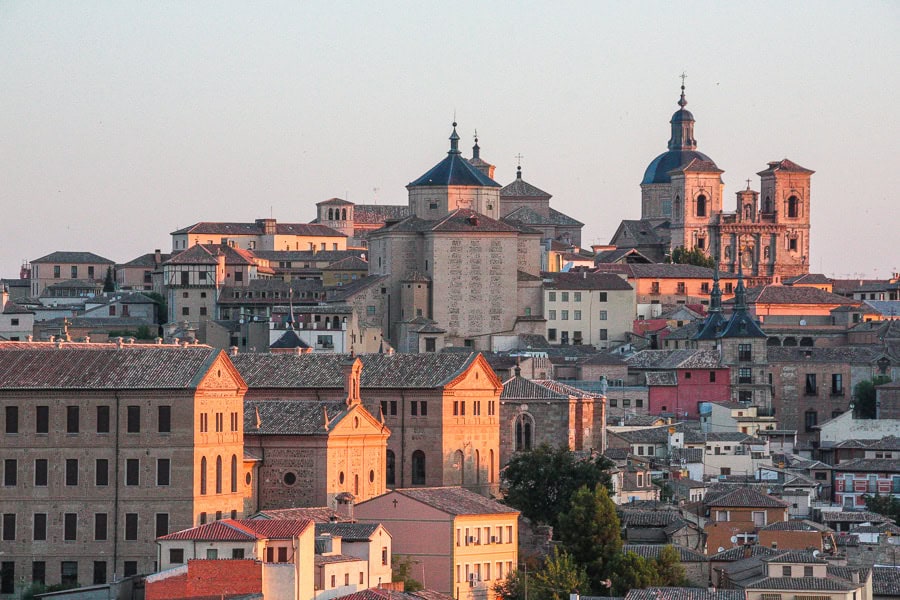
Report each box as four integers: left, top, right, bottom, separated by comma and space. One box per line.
515, 153, 524, 167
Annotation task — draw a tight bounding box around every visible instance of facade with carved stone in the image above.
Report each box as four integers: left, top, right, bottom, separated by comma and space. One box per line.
611, 85, 813, 286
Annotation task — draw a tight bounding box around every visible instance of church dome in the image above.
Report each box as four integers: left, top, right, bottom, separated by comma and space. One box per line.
670, 107, 694, 123
642, 149, 716, 185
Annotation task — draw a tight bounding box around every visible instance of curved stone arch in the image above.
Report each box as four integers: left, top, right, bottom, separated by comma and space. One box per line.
513, 412, 535, 452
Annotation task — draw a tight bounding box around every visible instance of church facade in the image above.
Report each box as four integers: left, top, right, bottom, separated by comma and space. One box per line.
611, 86, 814, 286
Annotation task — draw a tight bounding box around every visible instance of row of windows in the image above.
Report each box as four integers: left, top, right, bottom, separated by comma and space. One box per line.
455, 525, 514, 546
547, 329, 608, 342
386, 449, 496, 487
3, 404, 171, 435
547, 310, 609, 321
0, 559, 140, 592
1, 511, 169, 542
199, 455, 239, 495
49, 265, 98, 279
607, 398, 644, 408
455, 561, 514, 584
2, 457, 171, 487
198, 411, 240, 433
547, 291, 608, 303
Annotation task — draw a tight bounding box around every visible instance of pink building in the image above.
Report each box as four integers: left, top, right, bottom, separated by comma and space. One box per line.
627, 349, 730, 418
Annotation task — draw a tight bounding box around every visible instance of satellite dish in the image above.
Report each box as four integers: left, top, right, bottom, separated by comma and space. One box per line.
800, 319, 807, 326
717, 547, 725, 553
812, 550, 820, 557
730, 536, 738, 544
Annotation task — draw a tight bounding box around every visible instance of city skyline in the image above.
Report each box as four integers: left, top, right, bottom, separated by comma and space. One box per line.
1, 2, 898, 279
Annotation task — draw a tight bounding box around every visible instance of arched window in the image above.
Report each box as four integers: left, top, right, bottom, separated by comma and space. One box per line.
231, 455, 238, 493
725, 246, 731, 260
674, 196, 682, 220
764, 196, 772, 213
411, 450, 426, 485
386, 450, 396, 486
767, 337, 781, 347
475, 449, 481, 484
514, 413, 535, 452
354, 474, 359, 495
215, 456, 223, 494
341, 208, 347, 220
328, 208, 334, 220
454, 449, 465, 486
788, 196, 798, 218
200, 456, 207, 495
696, 195, 707, 217
799, 337, 814, 347
783, 337, 798, 347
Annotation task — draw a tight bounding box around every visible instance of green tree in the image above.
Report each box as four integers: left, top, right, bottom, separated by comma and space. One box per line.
609, 552, 659, 596
391, 555, 423, 592
493, 567, 530, 600
558, 485, 622, 590
103, 266, 116, 292
531, 547, 590, 600
502, 444, 613, 529
864, 493, 900, 523
654, 545, 688, 587
143, 291, 168, 325
666, 246, 716, 268
854, 377, 891, 419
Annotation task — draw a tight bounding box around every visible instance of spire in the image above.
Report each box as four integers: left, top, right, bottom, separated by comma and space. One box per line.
448, 122, 461, 155
709, 261, 722, 314
668, 75, 697, 151
516, 165, 522, 179
734, 252, 748, 312
472, 130, 480, 160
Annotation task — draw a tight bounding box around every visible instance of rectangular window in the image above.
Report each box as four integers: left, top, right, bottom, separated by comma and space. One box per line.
411, 401, 418, 416
126, 459, 139, 486
599, 310, 607, 320
215, 412, 223, 432
831, 374, 843, 395
1, 514, 14, 541
125, 513, 138, 540
278, 547, 288, 562
158, 406, 171, 433
61, 561, 78, 585
155, 513, 169, 538
805, 373, 817, 395
96, 459, 109, 486
573, 292, 582, 302
232, 548, 245, 559
34, 459, 48, 486
126, 406, 140, 433
65, 459, 78, 486
123, 562, 137, 577
609, 399, 617, 407
97, 405, 110, 434
3, 460, 16, 487
182, 306, 190, 316
230, 411, 238, 431
33, 513, 47, 541
95, 513, 108, 541
64, 513, 77, 541
548, 328, 557, 341
623, 399, 631, 407
636, 399, 643, 408
93, 561, 106, 585
709, 371, 716, 382
453, 401, 459, 416
548, 309, 557, 320
574, 310, 582, 320
200, 413, 208, 433
725, 282, 733, 294
561, 292, 569, 302
0, 562, 14, 595
53, 265, 60, 278
738, 344, 752, 362
782, 566, 791, 577
473, 401, 481, 416
599, 329, 608, 341
32, 561, 46, 585
739, 368, 752, 384
66, 406, 79, 434
561, 310, 569, 320
390, 401, 397, 416
805, 411, 818, 432
36, 406, 49, 434
701, 282, 710, 293
488, 400, 495, 416
803, 566, 813, 577
170, 549, 184, 564
5, 406, 18, 434
71, 266, 78, 279
548, 292, 556, 301
157, 459, 170, 486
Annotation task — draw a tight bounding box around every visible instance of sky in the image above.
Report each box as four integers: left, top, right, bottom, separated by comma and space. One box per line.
1, 2, 898, 281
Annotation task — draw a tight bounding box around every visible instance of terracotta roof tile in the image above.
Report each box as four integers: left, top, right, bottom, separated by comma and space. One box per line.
158, 518, 311, 541
385, 487, 518, 516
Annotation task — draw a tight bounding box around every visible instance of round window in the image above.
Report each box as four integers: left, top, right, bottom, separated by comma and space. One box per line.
369, 469, 375, 483
245, 472, 252, 485
339, 472, 345, 484
283, 472, 297, 486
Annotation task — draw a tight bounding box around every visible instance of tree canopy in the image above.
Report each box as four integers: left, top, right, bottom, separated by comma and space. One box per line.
502, 444, 613, 529
854, 376, 891, 419
666, 246, 717, 268
558, 485, 621, 590
864, 494, 900, 524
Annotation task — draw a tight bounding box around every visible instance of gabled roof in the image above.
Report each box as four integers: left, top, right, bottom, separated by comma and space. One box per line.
322, 256, 368, 271
819, 510, 892, 524
543, 271, 633, 291
269, 330, 312, 350
32, 251, 115, 264
0, 343, 234, 390
315, 522, 383, 541
873, 566, 900, 597
245, 400, 365, 435
231, 352, 484, 389
119, 252, 172, 268
379, 487, 518, 516
625, 588, 743, 600
500, 172, 551, 198
327, 275, 389, 302
501, 376, 571, 400
709, 545, 778, 561
831, 457, 900, 473
317, 198, 354, 206
757, 158, 815, 176
334, 589, 454, 600
171, 221, 345, 237
705, 487, 788, 508
626, 348, 721, 369
158, 518, 312, 541
762, 550, 827, 564
737, 285, 858, 306
253, 507, 339, 523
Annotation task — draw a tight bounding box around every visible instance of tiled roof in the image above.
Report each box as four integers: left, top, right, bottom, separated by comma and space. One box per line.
245, 400, 352, 435
32, 251, 115, 264
543, 272, 633, 291
626, 263, 727, 279
709, 545, 778, 561
315, 522, 381, 541
783, 274, 833, 285
315, 554, 364, 565
767, 346, 882, 364
738, 285, 858, 306
231, 352, 482, 389
548, 207, 584, 227
705, 488, 789, 508
317, 197, 354, 206
618, 509, 679, 527
626, 348, 721, 369
327, 275, 389, 302
760, 520, 829, 532
623, 544, 707, 562
595, 248, 654, 264
118, 252, 172, 268
387, 487, 518, 516
835, 533, 860, 546
322, 256, 368, 271
762, 550, 826, 564
612, 220, 667, 246
375, 209, 520, 235
171, 221, 345, 237
334, 589, 454, 600
531, 379, 594, 398
2, 301, 33, 315
0, 343, 228, 390
408, 141, 501, 188
873, 566, 900, 596
253, 507, 339, 523
501, 376, 569, 400
818, 511, 891, 524
500, 174, 551, 198
831, 458, 900, 473
625, 588, 744, 600
756, 158, 815, 175
850, 523, 900, 534
158, 518, 311, 541
351, 204, 410, 225
253, 250, 364, 263
746, 577, 856, 591
269, 330, 312, 350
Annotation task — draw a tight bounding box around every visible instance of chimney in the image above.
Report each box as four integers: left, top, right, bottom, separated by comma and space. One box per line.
116, 337, 124, 349
230, 346, 239, 356
154, 249, 162, 266
155, 337, 163, 345
851, 571, 859, 584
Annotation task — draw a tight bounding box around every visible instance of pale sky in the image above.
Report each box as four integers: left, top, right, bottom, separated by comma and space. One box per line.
1, 2, 898, 280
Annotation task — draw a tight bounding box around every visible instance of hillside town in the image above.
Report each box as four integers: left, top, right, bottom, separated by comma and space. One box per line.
1, 86, 899, 600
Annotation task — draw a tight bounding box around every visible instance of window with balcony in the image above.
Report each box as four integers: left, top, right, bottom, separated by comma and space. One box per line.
739, 368, 752, 384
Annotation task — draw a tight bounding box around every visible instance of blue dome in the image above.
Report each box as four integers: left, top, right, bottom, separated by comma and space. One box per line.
641, 149, 716, 185
670, 108, 694, 123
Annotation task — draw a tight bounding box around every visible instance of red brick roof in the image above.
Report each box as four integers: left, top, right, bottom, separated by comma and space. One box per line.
158, 518, 312, 541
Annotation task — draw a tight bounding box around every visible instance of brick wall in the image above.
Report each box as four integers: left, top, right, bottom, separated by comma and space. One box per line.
146, 559, 262, 600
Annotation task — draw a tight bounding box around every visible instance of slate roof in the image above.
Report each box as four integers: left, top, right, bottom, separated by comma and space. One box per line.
762, 551, 827, 564
231, 352, 481, 389
327, 275, 389, 302
119, 252, 172, 268
618, 509, 680, 527
253, 507, 339, 523
408, 131, 501, 188
500, 172, 551, 197
873, 566, 900, 596
819, 511, 891, 524
245, 400, 353, 435
767, 346, 884, 364
32, 251, 115, 264
0, 343, 227, 389
351, 204, 410, 225
322, 256, 368, 271
171, 221, 345, 237
626, 348, 721, 369
158, 518, 311, 541
625, 588, 743, 600
705, 487, 789, 508
611, 220, 668, 246
623, 544, 707, 562
746, 577, 856, 591
501, 376, 569, 400
374, 209, 520, 235
543, 272, 633, 291
387, 487, 518, 516
269, 330, 312, 350
315, 522, 382, 541
760, 520, 829, 532
737, 285, 858, 306
709, 545, 778, 561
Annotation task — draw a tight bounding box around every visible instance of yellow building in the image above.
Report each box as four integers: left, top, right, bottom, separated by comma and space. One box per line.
171, 218, 347, 253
